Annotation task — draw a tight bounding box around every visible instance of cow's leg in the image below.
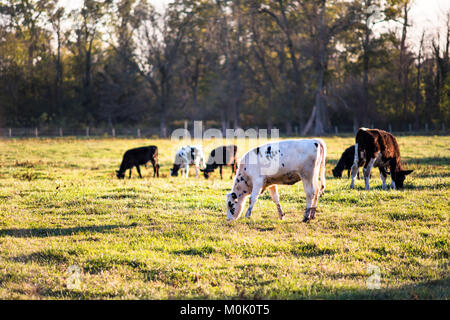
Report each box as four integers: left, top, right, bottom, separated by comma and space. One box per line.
379, 167, 388, 190
363, 158, 375, 190
194, 165, 199, 178
350, 164, 359, 188
302, 178, 319, 222
151, 159, 157, 177
350, 144, 359, 188
220, 165, 223, 179
129, 168, 132, 178
231, 161, 236, 179
185, 164, 189, 178
245, 179, 263, 219
268, 185, 284, 220
136, 165, 142, 178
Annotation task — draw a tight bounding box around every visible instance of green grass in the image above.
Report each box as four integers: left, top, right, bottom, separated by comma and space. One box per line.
0, 136, 448, 299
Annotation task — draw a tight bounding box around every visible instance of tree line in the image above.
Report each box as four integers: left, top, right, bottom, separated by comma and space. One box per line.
0, 0, 448, 137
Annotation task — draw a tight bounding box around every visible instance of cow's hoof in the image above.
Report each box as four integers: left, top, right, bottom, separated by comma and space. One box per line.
302, 217, 310, 223
310, 208, 316, 220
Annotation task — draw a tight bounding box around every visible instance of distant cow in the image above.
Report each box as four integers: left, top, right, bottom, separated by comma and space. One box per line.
332, 145, 364, 178
226, 139, 327, 223
170, 145, 205, 178
116, 145, 159, 179
350, 128, 413, 190
201, 145, 238, 179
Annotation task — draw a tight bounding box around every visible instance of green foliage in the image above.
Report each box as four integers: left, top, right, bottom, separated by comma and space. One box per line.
0, 0, 448, 131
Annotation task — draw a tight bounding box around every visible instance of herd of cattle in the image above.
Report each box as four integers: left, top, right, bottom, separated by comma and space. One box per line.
116, 128, 413, 222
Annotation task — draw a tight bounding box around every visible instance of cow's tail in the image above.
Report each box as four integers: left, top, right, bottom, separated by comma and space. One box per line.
318, 140, 327, 194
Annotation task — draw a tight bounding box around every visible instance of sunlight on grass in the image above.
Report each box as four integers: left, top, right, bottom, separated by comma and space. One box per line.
0, 136, 448, 299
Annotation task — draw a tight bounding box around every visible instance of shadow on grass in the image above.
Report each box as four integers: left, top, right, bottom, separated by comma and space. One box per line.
402, 182, 449, 190
304, 278, 450, 300
404, 157, 450, 166
0, 223, 137, 238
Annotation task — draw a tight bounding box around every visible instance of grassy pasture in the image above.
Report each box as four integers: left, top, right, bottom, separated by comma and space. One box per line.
0, 135, 448, 299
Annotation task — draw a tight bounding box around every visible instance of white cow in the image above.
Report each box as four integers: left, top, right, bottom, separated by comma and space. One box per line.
170, 145, 205, 178
226, 139, 326, 222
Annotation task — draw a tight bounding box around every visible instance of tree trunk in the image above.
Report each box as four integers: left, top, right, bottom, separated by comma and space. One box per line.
362, 27, 370, 127
399, 3, 410, 117
414, 32, 425, 130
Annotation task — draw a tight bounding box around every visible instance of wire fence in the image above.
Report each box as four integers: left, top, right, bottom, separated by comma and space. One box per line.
0, 123, 447, 138
0, 127, 160, 138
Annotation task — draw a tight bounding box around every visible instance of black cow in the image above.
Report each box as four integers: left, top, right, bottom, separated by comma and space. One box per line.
116, 146, 159, 179
201, 145, 238, 179
332, 145, 364, 178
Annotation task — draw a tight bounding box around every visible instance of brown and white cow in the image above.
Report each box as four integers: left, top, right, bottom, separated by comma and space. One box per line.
226, 139, 327, 222
350, 128, 413, 190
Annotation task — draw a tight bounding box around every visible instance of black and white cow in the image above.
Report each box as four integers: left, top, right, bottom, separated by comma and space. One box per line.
116, 145, 159, 179
201, 145, 238, 179
170, 145, 205, 178
226, 139, 327, 222
350, 128, 413, 190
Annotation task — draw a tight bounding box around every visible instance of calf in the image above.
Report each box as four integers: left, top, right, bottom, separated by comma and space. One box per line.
201, 145, 238, 179
226, 139, 327, 223
170, 145, 205, 178
350, 128, 413, 190
332, 145, 364, 178
116, 145, 159, 179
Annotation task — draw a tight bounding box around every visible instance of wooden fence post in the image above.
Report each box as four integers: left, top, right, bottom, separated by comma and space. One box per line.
425, 123, 429, 132
388, 124, 392, 133
112, 128, 116, 137
86, 127, 89, 137
9, 128, 12, 137
35, 128, 38, 138
334, 126, 338, 135
137, 128, 141, 138
59, 128, 63, 137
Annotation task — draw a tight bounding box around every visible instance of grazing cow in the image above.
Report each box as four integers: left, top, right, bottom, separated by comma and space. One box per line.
201, 145, 238, 179
350, 128, 413, 190
332, 145, 364, 178
170, 145, 205, 178
116, 146, 159, 179
226, 139, 327, 223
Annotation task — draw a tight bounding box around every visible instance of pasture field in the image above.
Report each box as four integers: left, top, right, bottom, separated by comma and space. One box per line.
0, 135, 448, 299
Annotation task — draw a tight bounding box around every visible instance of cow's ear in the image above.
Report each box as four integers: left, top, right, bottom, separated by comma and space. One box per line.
403, 170, 413, 176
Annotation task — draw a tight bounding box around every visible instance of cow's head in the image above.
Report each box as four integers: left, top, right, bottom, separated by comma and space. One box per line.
170, 164, 180, 177
200, 164, 215, 179
332, 166, 343, 178
393, 169, 413, 188
200, 168, 213, 179
226, 192, 245, 221
116, 170, 125, 179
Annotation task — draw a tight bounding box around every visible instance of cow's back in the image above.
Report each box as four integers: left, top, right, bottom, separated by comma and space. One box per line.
209, 145, 237, 165
356, 128, 400, 161
238, 139, 322, 179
